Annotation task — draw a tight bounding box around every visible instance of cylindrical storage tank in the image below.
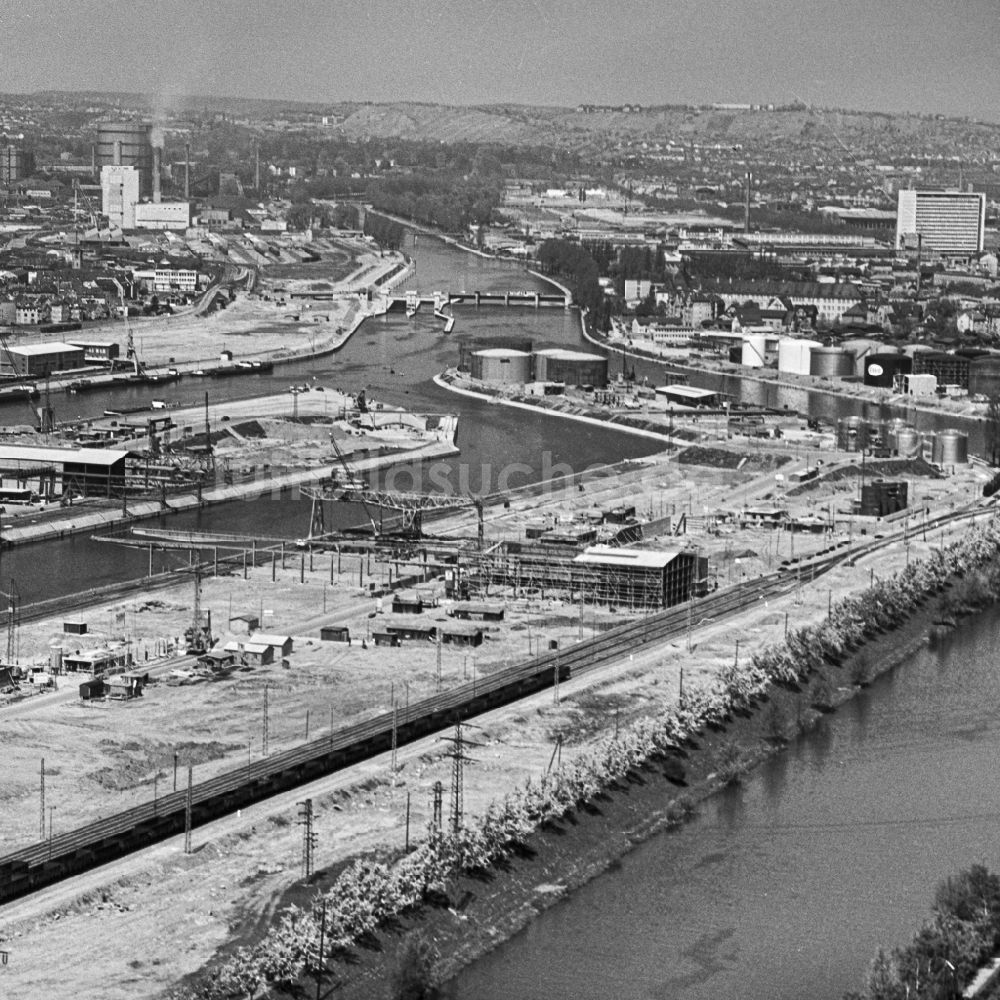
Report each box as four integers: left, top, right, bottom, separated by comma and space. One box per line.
837, 415, 868, 452
932, 430, 968, 466
968, 356, 1000, 399
741, 334, 768, 368
864, 353, 912, 388
533, 348, 608, 387
809, 347, 855, 378
49, 646, 63, 673
894, 427, 922, 459
470, 348, 532, 386
777, 338, 820, 375
843, 339, 891, 377
902, 343, 934, 358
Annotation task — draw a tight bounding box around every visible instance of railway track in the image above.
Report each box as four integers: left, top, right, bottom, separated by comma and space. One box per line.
0, 502, 990, 905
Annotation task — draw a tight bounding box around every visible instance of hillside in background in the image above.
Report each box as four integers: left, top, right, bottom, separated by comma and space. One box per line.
15, 91, 1000, 159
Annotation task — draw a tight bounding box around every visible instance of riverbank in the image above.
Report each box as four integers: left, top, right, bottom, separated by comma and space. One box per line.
432, 371, 675, 444
308, 567, 981, 1000
580, 323, 992, 427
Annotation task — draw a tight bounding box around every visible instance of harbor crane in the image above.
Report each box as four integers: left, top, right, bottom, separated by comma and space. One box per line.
300, 425, 485, 546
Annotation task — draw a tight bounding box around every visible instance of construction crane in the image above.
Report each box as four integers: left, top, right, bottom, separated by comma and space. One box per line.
119, 292, 144, 377
1, 580, 19, 665
183, 567, 213, 654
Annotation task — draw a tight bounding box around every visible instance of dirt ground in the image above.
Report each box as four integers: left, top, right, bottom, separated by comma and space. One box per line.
0, 423, 993, 999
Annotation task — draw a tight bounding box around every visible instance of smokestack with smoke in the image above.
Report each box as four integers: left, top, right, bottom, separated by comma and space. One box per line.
152, 145, 162, 203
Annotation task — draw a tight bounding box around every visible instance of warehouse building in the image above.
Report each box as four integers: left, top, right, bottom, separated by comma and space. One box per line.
1, 342, 86, 377
0, 443, 128, 497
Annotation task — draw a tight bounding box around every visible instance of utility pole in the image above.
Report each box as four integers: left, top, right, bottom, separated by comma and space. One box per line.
298, 798, 316, 880
262, 682, 269, 756
184, 764, 193, 854
431, 780, 443, 832
39, 757, 45, 840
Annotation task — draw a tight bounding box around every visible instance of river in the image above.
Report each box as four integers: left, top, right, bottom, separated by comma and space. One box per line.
446, 607, 1000, 1000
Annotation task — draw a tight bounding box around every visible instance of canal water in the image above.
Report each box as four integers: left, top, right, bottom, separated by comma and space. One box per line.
0, 233, 987, 599
446, 607, 1000, 1000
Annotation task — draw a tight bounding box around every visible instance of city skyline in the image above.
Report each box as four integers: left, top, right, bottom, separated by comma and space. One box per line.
1, 0, 997, 122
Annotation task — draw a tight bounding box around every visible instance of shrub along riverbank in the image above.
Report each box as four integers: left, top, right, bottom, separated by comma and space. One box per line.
176, 518, 1000, 1000
848, 864, 1000, 1000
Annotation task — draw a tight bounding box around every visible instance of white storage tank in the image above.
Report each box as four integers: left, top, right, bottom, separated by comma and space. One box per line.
778, 338, 821, 376
741, 334, 768, 368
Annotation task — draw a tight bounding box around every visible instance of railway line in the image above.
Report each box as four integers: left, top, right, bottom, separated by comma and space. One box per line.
0, 500, 990, 905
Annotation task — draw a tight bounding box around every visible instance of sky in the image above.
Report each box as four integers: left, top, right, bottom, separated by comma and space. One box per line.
0, 0, 997, 121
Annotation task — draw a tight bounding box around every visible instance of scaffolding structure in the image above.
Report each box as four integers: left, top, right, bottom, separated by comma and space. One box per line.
456, 543, 702, 610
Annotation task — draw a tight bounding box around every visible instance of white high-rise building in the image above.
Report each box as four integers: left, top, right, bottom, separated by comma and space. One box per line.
896, 189, 985, 255
100, 165, 140, 229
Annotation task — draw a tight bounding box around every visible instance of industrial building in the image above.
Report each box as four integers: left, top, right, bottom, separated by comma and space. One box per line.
912, 351, 971, 390
0, 443, 128, 497
66, 340, 120, 365
96, 120, 153, 196
655, 385, 724, 408
458, 542, 705, 610
135, 202, 191, 231
896, 190, 986, 255
1, 342, 86, 377
1, 145, 34, 184
101, 164, 140, 230
532, 348, 608, 387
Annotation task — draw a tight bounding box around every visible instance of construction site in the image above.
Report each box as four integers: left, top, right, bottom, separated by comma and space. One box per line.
0, 390, 995, 998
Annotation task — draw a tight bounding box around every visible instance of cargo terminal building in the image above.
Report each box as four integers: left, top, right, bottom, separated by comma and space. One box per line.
0, 444, 128, 498
0, 342, 87, 378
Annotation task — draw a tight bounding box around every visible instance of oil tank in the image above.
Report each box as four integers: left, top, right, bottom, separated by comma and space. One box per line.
843, 339, 890, 377
741, 334, 768, 368
864, 353, 912, 388
777, 338, 820, 376
932, 430, 968, 466
96, 119, 153, 195
533, 348, 608, 386
49, 646, 63, 673
902, 344, 934, 358
809, 347, 855, 378
968, 356, 1000, 398
471, 348, 532, 385
894, 427, 922, 458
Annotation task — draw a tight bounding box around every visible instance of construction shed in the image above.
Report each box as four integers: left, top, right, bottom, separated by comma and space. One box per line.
448, 601, 505, 622
223, 639, 274, 666
440, 622, 484, 647
391, 590, 424, 614
320, 625, 351, 643
107, 672, 148, 700
383, 618, 437, 641
372, 630, 402, 647
78, 677, 105, 700
228, 614, 260, 635
250, 633, 293, 657
197, 649, 236, 670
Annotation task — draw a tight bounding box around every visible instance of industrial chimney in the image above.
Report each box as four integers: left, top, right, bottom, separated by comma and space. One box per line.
184, 142, 190, 200
113, 140, 122, 166
152, 145, 162, 203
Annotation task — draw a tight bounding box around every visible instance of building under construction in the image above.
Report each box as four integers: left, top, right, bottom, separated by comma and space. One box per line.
453, 542, 706, 610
